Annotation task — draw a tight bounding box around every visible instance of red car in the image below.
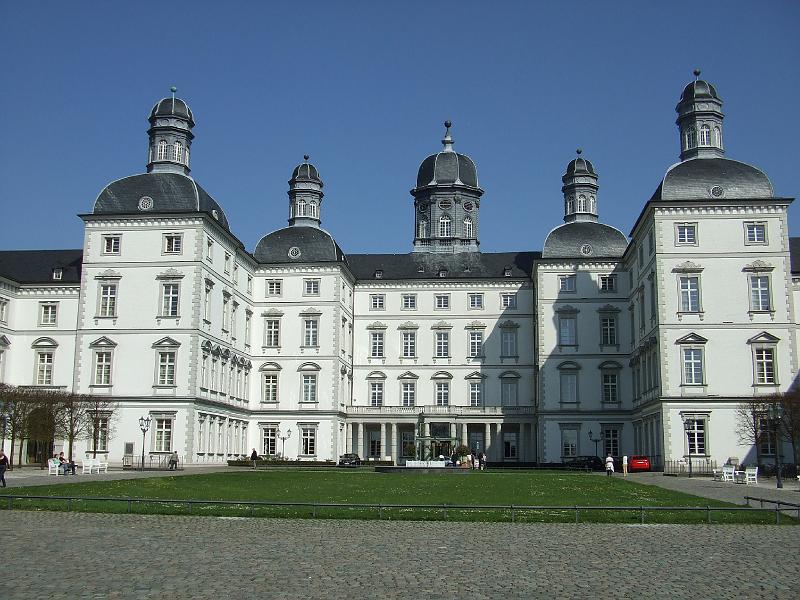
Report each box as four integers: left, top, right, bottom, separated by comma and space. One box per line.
629, 456, 651, 472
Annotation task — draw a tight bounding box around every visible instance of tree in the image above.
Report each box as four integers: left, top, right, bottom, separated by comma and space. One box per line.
775, 388, 800, 465
0, 384, 36, 469
735, 396, 773, 465
81, 395, 118, 458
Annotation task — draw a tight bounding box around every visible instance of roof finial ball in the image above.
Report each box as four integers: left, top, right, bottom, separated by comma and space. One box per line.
442, 120, 454, 151
303, 154, 310, 162
693, 69, 701, 80
576, 148, 582, 155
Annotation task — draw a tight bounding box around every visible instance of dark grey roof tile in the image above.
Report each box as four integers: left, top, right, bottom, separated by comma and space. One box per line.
0, 250, 83, 284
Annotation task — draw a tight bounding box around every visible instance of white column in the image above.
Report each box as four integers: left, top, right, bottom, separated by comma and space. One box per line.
357, 423, 364, 459
485, 423, 491, 461
390, 422, 398, 464
345, 423, 352, 454
461, 423, 468, 448
518, 423, 524, 462
380, 422, 387, 460
496, 423, 503, 462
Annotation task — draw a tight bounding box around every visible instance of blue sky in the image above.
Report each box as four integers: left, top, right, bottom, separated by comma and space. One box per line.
1, 1, 799, 254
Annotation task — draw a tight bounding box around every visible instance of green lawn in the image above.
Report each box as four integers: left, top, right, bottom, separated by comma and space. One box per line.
0, 470, 792, 524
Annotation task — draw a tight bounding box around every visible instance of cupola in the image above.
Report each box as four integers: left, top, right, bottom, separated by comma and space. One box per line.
147, 87, 194, 175
287, 155, 324, 227
561, 149, 599, 223
676, 70, 724, 161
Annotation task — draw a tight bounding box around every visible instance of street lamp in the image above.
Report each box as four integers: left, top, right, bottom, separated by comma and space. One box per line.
139, 416, 151, 471
588, 429, 601, 457
682, 418, 693, 478
277, 426, 292, 459
768, 405, 783, 489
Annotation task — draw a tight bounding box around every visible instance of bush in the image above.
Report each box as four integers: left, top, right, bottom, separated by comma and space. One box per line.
455, 445, 470, 458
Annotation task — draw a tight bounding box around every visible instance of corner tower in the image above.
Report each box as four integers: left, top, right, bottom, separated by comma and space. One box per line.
562, 149, 599, 223
411, 121, 484, 253
287, 156, 324, 227
676, 69, 724, 161
147, 87, 194, 175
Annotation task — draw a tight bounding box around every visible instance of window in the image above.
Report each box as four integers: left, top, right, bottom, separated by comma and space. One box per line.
263, 426, 277, 456
102, 235, 120, 255
39, 302, 58, 326
749, 275, 771, 312
501, 293, 517, 309
402, 331, 416, 358
203, 284, 212, 322
745, 222, 767, 245
52, 268, 62, 280
99, 284, 117, 317
0, 297, 8, 323
469, 381, 483, 407
174, 141, 183, 163
264, 320, 280, 347
682, 348, 704, 385
157, 140, 168, 160
648, 229, 654, 254
685, 126, 697, 150
401, 382, 416, 407
676, 223, 697, 245
602, 372, 618, 403
94, 351, 112, 385
161, 283, 180, 317
501, 329, 518, 357
370, 332, 384, 358
714, 126, 722, 148
435, 331, 449, 358
308, 201, 317, 218
559, 275, 576, 293
599, 275, 616, 293
155, 418, 172, 452
558, 316, 576, 346
435, 294, 450, 309
265, 280, 282, 296
699, 124, 711, 146
758, 418, 775, 456
224, 253, 231, 274
463, 217, 474, 238
370, 295, 385, 310
604, 428, 620, 457
560, 372, 578, 403
230, 302, 238, 338
439, 215, 451, 237
302, 374, 317, 402
303, 319, 318, 347
469, 331, 483, 358
304, 279, 320, 296
501, 379, 518, 406
401, 294, 417, 310
577, 195, 587, 212
246, 275, 253, 294
417, 220, 428, 238
262, 373, 278, 402
679, 276, 700, 312
435, 381, 449, 406
206, 238, 213, 261
561, 429, 578, 458
370, 382, 384, 406
684, 418, 706, 455
300, 426, 316, 455
244, 312, 252, 346
163, 234, 182, 254
91, 417, 109, 452
36, 351, 54, 385
297, 198, 306, 216
503, 432, 518, 459
754, 348, 776, 385
600, 316, 617, 345
158, 351, 176, 386
468, 293, 483, 309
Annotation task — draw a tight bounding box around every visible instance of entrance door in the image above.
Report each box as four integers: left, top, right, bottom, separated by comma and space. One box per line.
431, 440, 451, 459
468, 431, 484, 453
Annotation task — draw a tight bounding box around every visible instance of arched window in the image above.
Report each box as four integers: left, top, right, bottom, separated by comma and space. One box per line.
463, 217, 474, 239
589, 195, 596, 213
577, 195, 587, 212
308, 201, 317, 218
685, 126, 697, 150
174, 141, 183, 163
418, 220, 428, 238
157, 140, 168, 161
184, 145, 190, 166
566, 196, 574, 214
713, 126, 722, 149
439, 215, 451, 237
699, 125, 711, 146
297, 199, 306, 217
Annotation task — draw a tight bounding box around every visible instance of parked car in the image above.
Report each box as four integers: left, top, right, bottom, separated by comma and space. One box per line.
565, 456, 604, 471
337, 453, 362, 467
629, 455, 651, 472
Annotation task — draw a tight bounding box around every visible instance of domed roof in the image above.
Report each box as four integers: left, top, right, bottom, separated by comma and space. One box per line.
679, 80, 719, 104
416, 152, 479, 188
542, 222, 628, 259
150, 97, 194, 125
650, 158, 773, 202
92, 172, 230, 231
291, 162, 321, 183
253, 226, 345, 264
564, 156, 596, 177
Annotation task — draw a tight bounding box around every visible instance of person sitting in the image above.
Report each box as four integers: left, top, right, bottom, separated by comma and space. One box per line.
58, 452, 76, 475
167, 451, 179, 470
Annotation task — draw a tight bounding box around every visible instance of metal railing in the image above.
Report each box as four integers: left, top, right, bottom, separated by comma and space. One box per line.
663, 458, 717, 476
346, 405, 535, 416
744, 496, 800, 519
0, 495, 795, 524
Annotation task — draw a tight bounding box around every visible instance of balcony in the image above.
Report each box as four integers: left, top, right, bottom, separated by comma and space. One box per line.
346, 405, 535, 416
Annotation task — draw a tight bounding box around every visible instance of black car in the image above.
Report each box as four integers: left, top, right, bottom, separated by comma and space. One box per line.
337, 453, 361, 467
565, 456, 604, 471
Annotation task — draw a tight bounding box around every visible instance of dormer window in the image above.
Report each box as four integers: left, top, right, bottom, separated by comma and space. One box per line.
52, 268, 63, 281
699, 125, 711, 146
438, 269, 447, 278
374, 270, 383, 279
503, 267, 512, 278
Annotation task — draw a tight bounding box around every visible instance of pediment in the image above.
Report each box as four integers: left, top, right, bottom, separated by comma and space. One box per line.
499, 370, 521, 379
742, 260, 774, 272
31, 337, 58, 348
675, 333, 708, 345
0, 335, 10, 347
598, 361, 623, 370
431, 320, 452, 330
366, 371, 387, 379
297, 362, 321, 372
747, 331, 780, 344
431, 371, 453, 379
557, 361, 581, 370
397, 321, 419, 330
597, 304, 620, 314
156, 268, 185, 280
465, 320, 486, 330
554, 305, 579, 314
262, 308, 284, 317
366, 321, 388, 330
672, 261, 703, 273
152, 336, 180, 348
499, 319, 520, 328
464, 371, 487, 380
89, 336, 117, 348
94, 269, 122, 280
397, 371, 419, 380
259, 361, 282, 371
300, 307, 322, 316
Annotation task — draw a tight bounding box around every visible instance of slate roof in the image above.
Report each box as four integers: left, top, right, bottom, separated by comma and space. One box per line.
542, 222, 628, 259
347, 251, 537, 281
791, 238, 800, 274
0, 249, 83, 284
291, 163, 321, 183
92, 172, 231, 232
678, 80, 719, 104
253, 227, 346, 264
416, 151, 480, 189
650, 158, 773, 202
150, 97, 194, 125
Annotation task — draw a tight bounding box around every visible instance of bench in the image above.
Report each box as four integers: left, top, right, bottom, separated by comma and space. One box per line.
721, 465, 736, 482
81, 457, 109, 474
744, 466, 758, 485
47, 458, 62, 476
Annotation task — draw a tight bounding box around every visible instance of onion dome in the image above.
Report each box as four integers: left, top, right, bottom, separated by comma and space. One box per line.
150, 93, 195, 126
290, 158, 321, 183
678, 79, 719, 104
414, 121, 480, 189
564, 155, 596, 177
562, 149, 599, 223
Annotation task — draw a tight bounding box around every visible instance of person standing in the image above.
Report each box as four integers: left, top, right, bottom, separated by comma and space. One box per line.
250, 448, 259, 469
605, 453, 615, 477
168, 450, 179, 470
0, 450, 8, 487
622, 455, 628, 478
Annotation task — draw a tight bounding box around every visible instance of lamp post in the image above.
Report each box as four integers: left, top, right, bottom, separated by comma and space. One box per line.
277, 426, 292, 459
139, 416, 151, 471
769, 405, 783, 489
588, 429, 601, 457
0, 412, 7, 452
682, 418, 693, 478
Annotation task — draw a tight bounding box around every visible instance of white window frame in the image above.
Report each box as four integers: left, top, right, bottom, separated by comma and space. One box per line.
401, 294, 417, 310
102, 235, 121, 255
154, 418, 173, 452
266, 279, 283, 297
678, 276, 701, 313
370, 381, 384, 406
39, 302, 58, 326
93, 350, 113, 386
264, 319, 281, 347
599, 275, 617, 293
435, 381, 450, 406
501, 293, 517, 309
303, 278, 321, 296
160, 282, 180, 317
753, 346, 777, 385
468, 293, 484, 310
435, 331, 450, 358
601, 371, 619, 403
301, 374, 317, 403
99, 283, 118, 318
370, 332, 385, 358
675, 223, 698, 246
559, 371, 578, 404
558, 275, 577, 293
262, 372, 279, 403
300, 425, 317, 456
439, 215, 452, 237
561, 428, 578, 459
401, 381, 416, 407
682, 347, 704, 386
157, 351, 177, 386
434, 294, 450, 310
401, 331, 416, 358
749, 274, 772, 312
303, 319, 319, 347
469, 381, 483, 407
744, 221, 768, 245
469, 330, 483, 358
501, 378, 518, 407
370, 294, 385, 310
163, 233, 183, 255
501, 329, 518, 357
36, 350, 54, 385
558, 316, 577, 346
600, 316, 617, 346
0, 297, 8, 324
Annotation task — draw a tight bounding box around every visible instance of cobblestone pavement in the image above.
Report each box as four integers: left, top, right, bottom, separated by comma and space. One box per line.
3, 511, 798, 599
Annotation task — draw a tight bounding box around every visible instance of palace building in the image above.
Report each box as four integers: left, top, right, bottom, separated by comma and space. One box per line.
0, 75, 797, 468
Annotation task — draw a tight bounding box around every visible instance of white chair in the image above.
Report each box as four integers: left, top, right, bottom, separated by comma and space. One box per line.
81, 459, 96, 474
96, 459, 109, 473
722, 465, 736, 482
47, 458, 61, 476
745, 466, 758, 485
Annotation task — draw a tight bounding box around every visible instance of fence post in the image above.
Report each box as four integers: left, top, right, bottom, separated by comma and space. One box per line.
7, 497, 12, 510
128, 499, 132, 514
640, 506, 645, 524
442, 504, 447, 521
775, 506, 780, 525
706, 506, 711, 524
378, 504, 382, 520
745, 496, 750, 507
67, 498, 72, 512
188, 502, 192, 515
312, 504, 317, 518
511, 505, 515, 523
575, 506, 579, 524
249, 504, 254, 517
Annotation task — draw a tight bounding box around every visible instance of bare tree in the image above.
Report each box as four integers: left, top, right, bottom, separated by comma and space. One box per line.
81, 395, 118, 458
0, 384, 36, 469
775, 388, 800, 465
735, 396, 773, 465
